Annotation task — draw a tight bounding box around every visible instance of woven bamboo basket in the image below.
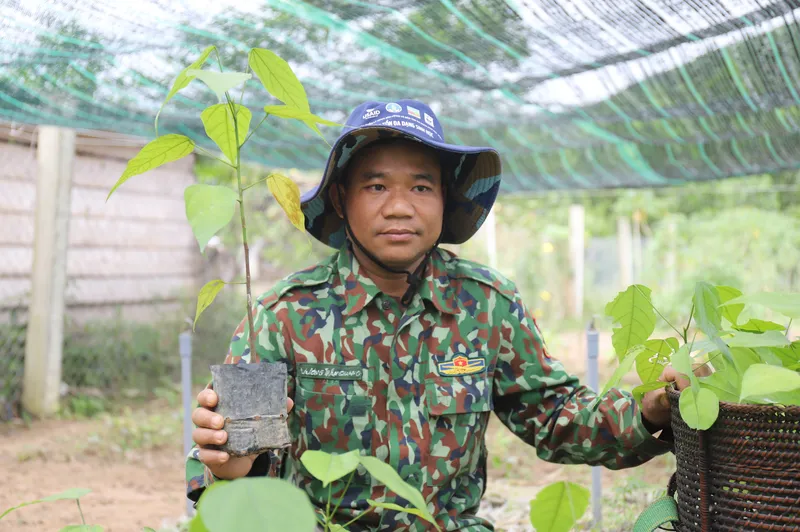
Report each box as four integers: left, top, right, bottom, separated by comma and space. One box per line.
666, 387, 800, 531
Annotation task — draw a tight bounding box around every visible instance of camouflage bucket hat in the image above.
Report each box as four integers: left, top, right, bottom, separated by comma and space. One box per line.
300, 99, 502, 249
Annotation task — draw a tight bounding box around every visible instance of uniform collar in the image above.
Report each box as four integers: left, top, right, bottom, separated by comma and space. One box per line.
337, 243, 459, 317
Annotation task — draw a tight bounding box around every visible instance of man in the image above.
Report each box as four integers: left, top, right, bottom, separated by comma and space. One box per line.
187, 99, 683, 531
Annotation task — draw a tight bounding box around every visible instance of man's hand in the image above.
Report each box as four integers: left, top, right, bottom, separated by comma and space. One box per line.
641, 364, 711, 430
191, 388, 294, 480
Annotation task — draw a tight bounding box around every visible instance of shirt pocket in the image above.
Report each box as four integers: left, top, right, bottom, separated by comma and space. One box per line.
425, 373, 493, 486
292, 379, 374, 486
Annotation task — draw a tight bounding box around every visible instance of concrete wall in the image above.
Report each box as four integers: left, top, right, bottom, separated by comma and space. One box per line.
0, 137, 201, 323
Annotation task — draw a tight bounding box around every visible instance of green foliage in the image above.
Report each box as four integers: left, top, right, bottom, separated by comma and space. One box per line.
193, 478, 317, 532
248, 48, 310, 111
185, 184, 239, 252
605, 285, 657, 359
300, 449, 360, 487
193, 280, 227, 329
106, 135, 195, 200
200, 104, 251, 165
156, 45, 216, 135
529, 481, 590, 532
188, 70, 252, 102
603, 282, 800, 431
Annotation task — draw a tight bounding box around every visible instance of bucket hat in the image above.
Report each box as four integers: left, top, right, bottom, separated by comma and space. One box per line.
300, 99, 502, 249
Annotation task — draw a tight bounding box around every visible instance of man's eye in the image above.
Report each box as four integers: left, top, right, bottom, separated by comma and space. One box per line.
413, 185, 432, 192
367, 184, 385, 191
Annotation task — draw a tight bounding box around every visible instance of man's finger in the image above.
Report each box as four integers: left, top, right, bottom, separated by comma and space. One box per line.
198, 448, 230, 466
193, 427, 228, 447
192, 407, 225, 430
287, 397, 294, 413
197, 388, 218, 408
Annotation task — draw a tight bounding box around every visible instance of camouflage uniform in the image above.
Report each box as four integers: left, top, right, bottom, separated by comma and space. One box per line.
186, 245, 672, 531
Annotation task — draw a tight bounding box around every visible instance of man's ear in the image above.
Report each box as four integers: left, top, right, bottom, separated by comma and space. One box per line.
329, 183, 344, 219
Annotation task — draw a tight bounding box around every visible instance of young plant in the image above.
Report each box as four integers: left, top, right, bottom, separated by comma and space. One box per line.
185, 449, 441, 532
106, 45, 338, 357
529, 481, 590, 532
0, 488, 102, 531
603, 283, 800, 429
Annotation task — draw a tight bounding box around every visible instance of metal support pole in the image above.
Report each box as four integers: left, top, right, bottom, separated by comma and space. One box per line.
587, 320, 602, 528
180, 330, 194, 517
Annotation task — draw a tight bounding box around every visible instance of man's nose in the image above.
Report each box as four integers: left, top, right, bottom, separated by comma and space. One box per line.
381, 189, 415, 218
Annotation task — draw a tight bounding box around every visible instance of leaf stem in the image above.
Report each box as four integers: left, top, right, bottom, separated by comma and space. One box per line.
227, 91, 258, 360
242, 174, 271, 192
194, 144, 234, 168
330, 471, 356, 518
76, 500, 86, 525
635, 285, 683, 339
326, 483, 332, 528
242, 114, 269, 146
341, 507, 376, 528
786, 318, 793, 338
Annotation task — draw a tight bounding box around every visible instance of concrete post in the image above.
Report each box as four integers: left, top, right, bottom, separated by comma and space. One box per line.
22, 126, 75, 417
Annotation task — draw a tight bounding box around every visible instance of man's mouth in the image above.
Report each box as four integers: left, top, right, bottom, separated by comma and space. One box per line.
379, 229, 417, 241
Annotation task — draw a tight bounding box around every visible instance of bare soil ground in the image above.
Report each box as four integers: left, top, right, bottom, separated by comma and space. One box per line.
0, 331, 674, 531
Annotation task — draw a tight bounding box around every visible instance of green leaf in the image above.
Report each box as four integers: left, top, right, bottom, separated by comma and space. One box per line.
142, 528, 157, 532
193, 280, 225, 330
187, 70, 251, 102
1, 488, 92, 520
156, 45, 215, 135
757, 343, 800, 367
197, 478, 317, 532
299, 450, 360, 487
724, 330, 790, 348
185, 184, 239, 252
740, 364, 800, 404
679, 388, 720, 430
632, 381, 667, 405
187, 515, 210, 532
358, 456, 439, 530
267, 173, 305, 232
604, 285, 657, 359
249, 48, 310, 111
601, 345, 646, 396
699, 372, 739, 404
716, 286, 744, 326
670, 344, 699, 392
263, 105, 341, 140
693, 282, 731, 360
636, 338, 678, 382
529, 481, 590, 532
327, 525, 348, 532
107, 135, 194, 200
59, 527, 103, 532
721, 292, 800, 319
367, 500, 430, 520
734, 319, 786, 333
200, 104, 252, 165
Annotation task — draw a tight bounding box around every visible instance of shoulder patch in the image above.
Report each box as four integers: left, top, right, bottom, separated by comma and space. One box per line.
448, 256, 519, 302
256, 255, 335, 310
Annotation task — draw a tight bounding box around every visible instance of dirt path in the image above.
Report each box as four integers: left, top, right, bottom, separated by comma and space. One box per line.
0, 416, 186, 532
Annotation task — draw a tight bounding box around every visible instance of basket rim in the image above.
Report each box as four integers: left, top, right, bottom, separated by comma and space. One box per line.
666, 385, 800, 414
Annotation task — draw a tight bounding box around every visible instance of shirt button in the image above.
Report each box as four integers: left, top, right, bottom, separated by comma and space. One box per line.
381, 300, 391, 311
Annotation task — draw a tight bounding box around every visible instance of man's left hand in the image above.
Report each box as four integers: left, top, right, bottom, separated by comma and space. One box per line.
641, 364, 711, 430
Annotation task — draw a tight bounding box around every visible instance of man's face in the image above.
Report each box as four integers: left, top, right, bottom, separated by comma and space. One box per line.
335, 140, 444, 270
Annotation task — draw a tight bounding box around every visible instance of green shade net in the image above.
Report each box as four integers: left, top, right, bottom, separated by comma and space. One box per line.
3, 0, 800, 192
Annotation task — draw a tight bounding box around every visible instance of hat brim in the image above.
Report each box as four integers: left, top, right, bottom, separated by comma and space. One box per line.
301, 125, 502, 249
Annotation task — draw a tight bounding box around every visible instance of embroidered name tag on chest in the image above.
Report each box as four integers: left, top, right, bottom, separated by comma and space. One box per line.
437, 355, 486, 376
298, 363, 365, 380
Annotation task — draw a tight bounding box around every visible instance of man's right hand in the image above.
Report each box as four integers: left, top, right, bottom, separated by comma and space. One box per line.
191, 388, 294, 480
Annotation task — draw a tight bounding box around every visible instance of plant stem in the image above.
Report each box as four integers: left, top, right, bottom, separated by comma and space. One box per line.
635, 285, 683, 339
786, 318, 793, 338
76, 500, 86, 525
194, 145, 234, 168
682, 303, 695, 343
330, 471, 356, 518
341, 507, 376, 528
227, 91, 258, 359
326, 484, 332, 529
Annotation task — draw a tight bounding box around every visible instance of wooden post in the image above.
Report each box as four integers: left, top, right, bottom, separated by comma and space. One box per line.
22, 126, 75, 417
569, 204, 585, 318
617, 216, 633, 289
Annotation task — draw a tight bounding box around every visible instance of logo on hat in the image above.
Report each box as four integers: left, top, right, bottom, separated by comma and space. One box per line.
362, 108, 380, 120
424, 113, 435, 127
386, 102, 402, 113
407, 106, 421, 119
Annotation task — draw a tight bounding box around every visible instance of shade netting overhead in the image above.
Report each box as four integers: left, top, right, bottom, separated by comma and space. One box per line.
4, 0, 800, 193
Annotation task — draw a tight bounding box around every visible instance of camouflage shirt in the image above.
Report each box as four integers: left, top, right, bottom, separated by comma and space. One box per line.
186, 246, 671, 531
